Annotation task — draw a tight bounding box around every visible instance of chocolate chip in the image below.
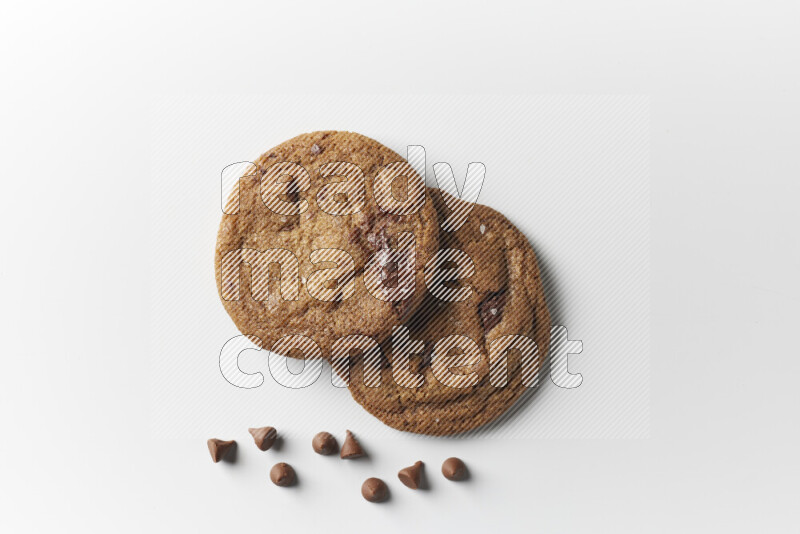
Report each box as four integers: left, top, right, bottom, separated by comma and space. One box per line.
285, 179, 301, 204
207, 438, 236, 463
478, 291, 507, 332
270, 462, 296, 487
398, 461, 424, 489
361, 477, 389, 502
310, 143, 324, 155
312, 431, 338, 455
340, 430, 365, 459
442, 457, 468, 481
382, 261, 399, 288
248, 426, 277, 451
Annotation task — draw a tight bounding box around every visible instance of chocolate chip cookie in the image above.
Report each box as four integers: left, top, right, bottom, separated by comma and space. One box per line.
215, 131, 439, 358
342, 189, 551, 435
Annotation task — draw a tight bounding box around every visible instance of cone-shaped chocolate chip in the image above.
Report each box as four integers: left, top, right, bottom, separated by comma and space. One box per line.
442, 457, 468, 480
207, 439, 236, 463
270, 462, 296, 487
312, 431, 338, 455
249, 426, 277, 451
398, 461, 424, 489
361, 477, 389, 503
340, 430, 365, 459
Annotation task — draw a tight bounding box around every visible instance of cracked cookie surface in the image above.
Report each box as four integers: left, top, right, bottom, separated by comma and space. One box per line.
343, 189, 551, 435
215, 131, 438, 358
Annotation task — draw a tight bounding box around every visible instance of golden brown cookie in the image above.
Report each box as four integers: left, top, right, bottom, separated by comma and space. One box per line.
215, 131, 439, 358
342, 189, 551, 435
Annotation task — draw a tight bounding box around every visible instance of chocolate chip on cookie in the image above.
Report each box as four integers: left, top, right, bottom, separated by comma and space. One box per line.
478, 290, 507, 332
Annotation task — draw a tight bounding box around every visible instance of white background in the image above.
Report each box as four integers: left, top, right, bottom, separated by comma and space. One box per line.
1, 1, 799, 533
